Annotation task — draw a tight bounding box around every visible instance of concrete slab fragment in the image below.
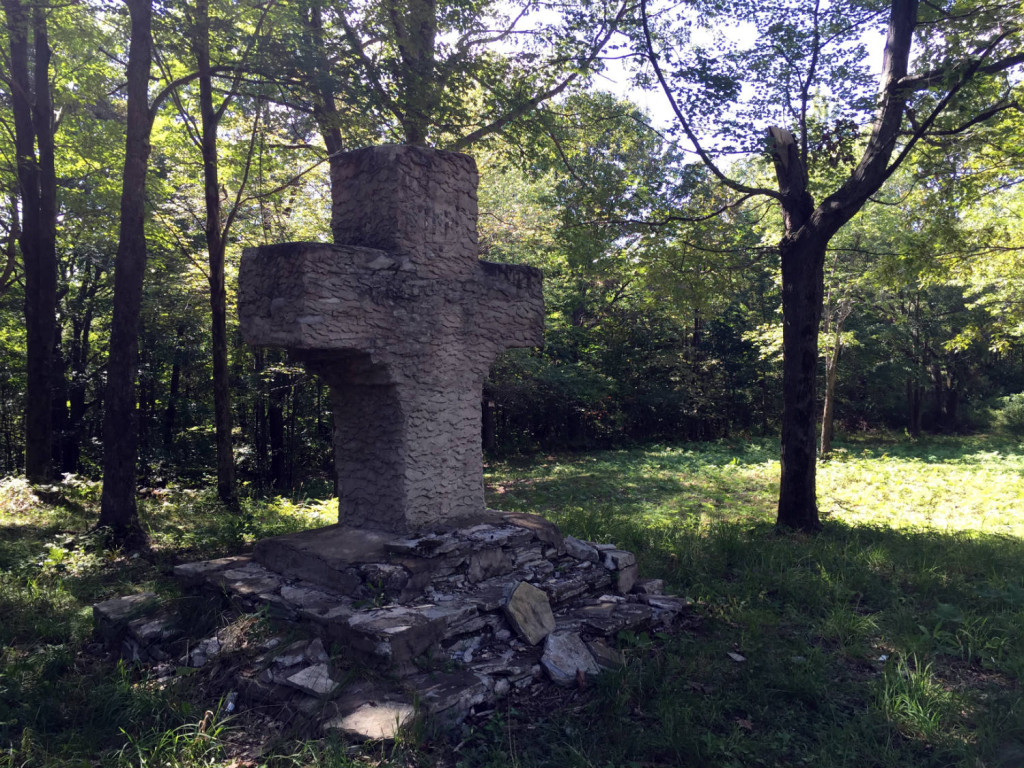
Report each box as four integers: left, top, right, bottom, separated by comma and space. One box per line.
467, 548, 513, 583
587, 638, 624, 669
406, 669, 492, 723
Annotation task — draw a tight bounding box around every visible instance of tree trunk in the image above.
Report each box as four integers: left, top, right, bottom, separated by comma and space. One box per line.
287, 381, 298, 486
768, 127, 824, 531
2, 384, 14, 471
98, 0, 154, 546
389, 0, 438, 145
164, 325, 183, 448
906, 377, 922, 437
777, 233, 826, 531
253, 349, 268, 488
5, 0, 59, 482
819, 344, 839, 456
303, 0, 348, 241
51, 338, 68, 470
945, 384, 959, 430
62, 257, 101, 473
194, 0, 237, 507
819, 302, 850, 456
268, 371, 287, 491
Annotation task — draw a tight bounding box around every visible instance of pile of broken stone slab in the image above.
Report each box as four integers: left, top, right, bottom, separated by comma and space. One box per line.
93, 511, 690, 741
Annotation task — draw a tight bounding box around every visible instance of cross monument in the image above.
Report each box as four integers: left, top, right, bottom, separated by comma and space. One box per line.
239, 145, 543, 533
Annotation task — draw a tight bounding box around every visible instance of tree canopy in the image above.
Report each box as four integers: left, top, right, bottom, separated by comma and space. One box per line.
0, 0, 1021, 535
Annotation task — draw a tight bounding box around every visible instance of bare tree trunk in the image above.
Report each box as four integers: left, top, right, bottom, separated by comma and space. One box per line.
61, 256, 101, 473
302, 0, 348, 239
253, 348, 268, 489
819, 348, 840, 456
777, 233, 826, 531
4, 0, 58, 482
164, 325, 183, 448
906, 378, 922, 437
98, 0, 154, 546
767, 127, 825, 531
268, 372, 287, 491
193, 0, 237, 507
820, 302, 851, 456
481, 395, 495, 452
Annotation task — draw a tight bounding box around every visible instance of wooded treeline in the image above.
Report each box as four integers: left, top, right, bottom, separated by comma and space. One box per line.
1, 0, 1022, 519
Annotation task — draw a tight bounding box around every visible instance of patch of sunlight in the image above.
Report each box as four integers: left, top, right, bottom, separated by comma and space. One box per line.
0, 476, 41, 519
820, 456, 1024, 538
263, 495, 337, 525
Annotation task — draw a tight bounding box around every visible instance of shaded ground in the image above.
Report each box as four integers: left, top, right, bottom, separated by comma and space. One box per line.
1, 434, 1023, 766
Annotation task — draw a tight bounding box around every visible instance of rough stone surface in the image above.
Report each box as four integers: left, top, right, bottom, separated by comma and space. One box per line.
173, 557, 249, 587
305, 638, 329, 664
467, 548, 513, 583
632, 578, 665, 595
239, 145, 544, 533
286, 664, 340, 697
407, 669, 492, 724
93, 593, 158, 631
640, 594, 693, 622
616, 564, 639, 595
100, 521, 694, 734
602, 549, 637, 571
503, 582, 555, 645
587, 638, 624, 669
323, 702, 415, 741
541, 631, 600, 687
563, 536, 599, 563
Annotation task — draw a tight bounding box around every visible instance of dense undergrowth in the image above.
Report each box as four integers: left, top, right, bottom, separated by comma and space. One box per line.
2, 434, 1023, 767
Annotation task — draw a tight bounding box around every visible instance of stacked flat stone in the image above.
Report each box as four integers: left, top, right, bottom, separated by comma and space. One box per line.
162, 515, 690, 732
96, 518, 690, 737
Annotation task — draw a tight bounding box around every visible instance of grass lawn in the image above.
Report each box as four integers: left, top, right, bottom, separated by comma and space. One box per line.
2, 434, 1023, 767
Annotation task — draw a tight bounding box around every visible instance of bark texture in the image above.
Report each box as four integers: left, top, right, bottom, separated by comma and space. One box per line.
4, 0, 59, 482
194, 0, 237, 507
98, 0, 154, 545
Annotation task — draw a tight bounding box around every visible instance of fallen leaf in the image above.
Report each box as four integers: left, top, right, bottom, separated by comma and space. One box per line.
727, 652, 746, 663
736, 717, 753, 731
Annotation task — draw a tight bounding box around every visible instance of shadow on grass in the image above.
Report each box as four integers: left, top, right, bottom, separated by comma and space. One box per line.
0, 521, 63, 565
495, 437, 781, 472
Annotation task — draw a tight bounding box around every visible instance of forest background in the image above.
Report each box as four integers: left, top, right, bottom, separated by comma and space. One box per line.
3, 1, 1024, 764
1, 0, 1023, 517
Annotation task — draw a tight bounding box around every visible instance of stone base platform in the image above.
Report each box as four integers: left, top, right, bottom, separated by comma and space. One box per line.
93, 512, 691, 740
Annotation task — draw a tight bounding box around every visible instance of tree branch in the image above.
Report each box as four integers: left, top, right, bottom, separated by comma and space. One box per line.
448, 0, 633, 150
639, 0, 780, 200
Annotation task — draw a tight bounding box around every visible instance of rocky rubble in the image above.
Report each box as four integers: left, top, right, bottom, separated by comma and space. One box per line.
94, 512, 691, 741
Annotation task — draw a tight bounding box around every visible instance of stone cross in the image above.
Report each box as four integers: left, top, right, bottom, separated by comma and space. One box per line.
239, 145, 543, 533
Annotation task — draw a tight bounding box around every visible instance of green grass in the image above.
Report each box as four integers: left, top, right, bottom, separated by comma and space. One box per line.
2, 434, 1023, 767
472, 434, 1024, 767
